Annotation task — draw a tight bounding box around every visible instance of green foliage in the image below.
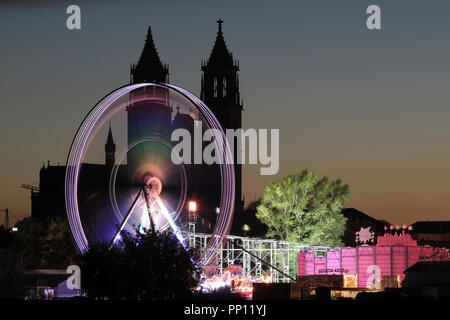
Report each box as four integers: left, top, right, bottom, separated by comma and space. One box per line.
38, 216, 77, 268
0, 216, 76, 298
13, 217, 44, 268
12, 216, 76, 269
79, 229, 202, 300
256, 170, 350, 246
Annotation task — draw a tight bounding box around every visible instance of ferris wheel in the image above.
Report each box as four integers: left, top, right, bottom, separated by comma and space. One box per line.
65, 83, 235, 265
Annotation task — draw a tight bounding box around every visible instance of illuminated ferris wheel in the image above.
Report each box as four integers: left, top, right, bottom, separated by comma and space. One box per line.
65, 83, 235, 265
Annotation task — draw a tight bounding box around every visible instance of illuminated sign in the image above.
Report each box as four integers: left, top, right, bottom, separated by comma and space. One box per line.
317, 268, 349, 274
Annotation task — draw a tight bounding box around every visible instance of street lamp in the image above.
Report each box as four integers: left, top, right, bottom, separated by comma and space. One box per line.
188, 201, 197, 223
189, 201, 197, 212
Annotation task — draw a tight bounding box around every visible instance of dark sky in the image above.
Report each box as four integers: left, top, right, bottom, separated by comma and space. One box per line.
1, 0, 450, 225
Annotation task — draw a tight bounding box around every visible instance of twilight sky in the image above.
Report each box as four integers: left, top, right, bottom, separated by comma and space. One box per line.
1, 0, 450, 225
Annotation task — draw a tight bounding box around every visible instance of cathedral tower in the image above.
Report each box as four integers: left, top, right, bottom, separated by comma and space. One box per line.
201, 19, 244, 216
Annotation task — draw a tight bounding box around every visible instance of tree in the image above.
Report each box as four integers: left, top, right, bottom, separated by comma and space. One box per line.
79, 229, 201, 300
77, 242, 125, 299
12, 217, 44, 268
0, 226, 14, 249
12, 216, 76, 269
256, 170, 350, 246
0, 249, 24, 298
38, 216, 77, 268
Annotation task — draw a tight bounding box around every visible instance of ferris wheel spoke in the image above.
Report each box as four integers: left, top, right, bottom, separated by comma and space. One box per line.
154, 196, 186, 246
109, 188, 143, 249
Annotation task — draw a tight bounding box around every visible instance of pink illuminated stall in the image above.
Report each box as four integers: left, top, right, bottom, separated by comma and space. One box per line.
298, 228, 449, 288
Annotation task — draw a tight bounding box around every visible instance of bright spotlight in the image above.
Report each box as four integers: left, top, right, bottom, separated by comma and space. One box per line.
189, 201, 197, 212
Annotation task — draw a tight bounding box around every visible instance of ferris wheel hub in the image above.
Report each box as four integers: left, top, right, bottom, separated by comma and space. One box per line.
143, 175, 162, 196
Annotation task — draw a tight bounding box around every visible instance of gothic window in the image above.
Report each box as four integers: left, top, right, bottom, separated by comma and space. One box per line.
213, 77, 218, 97
222, 76, 227, 97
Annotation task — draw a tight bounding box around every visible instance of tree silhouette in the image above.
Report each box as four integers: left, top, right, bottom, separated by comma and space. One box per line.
38, 216, 77, 268
12, 216, 76, 269
0, 245, 24, 298
79, 229, 201, 300
12, 217, 44, 268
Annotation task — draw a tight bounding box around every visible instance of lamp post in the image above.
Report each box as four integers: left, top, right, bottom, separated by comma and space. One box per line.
188, 201, 197, 222
188, 201, 197, 235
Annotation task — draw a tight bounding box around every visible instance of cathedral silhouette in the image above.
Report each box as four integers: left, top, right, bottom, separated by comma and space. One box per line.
31, 20, 244, 232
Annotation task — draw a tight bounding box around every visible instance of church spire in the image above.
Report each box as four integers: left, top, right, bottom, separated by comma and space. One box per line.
131, 27, 169, 83
204, 19, 235, 67
105, 123, 115, 170
201, 19, 241, 104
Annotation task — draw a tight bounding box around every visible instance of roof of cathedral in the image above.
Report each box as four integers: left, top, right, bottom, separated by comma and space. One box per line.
412, 221, 450, 234
132, 27, 168, 82
206, 19, 234, 67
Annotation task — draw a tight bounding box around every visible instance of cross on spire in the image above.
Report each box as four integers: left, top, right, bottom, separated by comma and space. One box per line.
217, 19, 224, 32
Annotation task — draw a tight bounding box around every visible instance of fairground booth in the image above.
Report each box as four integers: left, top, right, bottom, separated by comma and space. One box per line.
298, 226, 449, 289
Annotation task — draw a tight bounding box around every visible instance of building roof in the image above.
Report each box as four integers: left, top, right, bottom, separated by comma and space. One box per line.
412, 221, 450, 234
342, 208, 387, 226
131, 27, 168, 83
404, 261, 450, 274
24, 269, 70, 288
402, 261, 450, 287
204, 19, 235, 67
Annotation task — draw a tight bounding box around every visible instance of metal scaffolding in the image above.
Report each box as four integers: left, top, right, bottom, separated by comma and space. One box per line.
186, 232, 332, 283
